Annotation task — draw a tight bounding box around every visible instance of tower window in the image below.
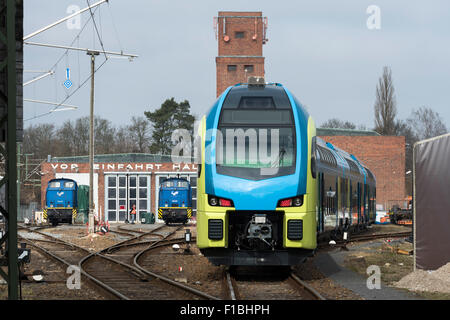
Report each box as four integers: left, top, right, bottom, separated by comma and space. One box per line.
244, 65, 254, 73
235, 31, 245, 38
227, 65, 237, 72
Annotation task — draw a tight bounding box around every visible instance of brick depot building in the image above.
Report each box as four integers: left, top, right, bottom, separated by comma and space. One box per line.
318, 128, 406, 210
40, 154, 197, 223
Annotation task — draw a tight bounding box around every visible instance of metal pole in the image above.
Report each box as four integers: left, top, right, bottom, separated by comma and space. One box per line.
88, 51, 99, 234
17, 143, 20, 222
6, 0, 19, 300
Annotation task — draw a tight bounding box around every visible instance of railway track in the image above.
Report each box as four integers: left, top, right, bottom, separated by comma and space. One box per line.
132, 235, 220, 300
223, 267, 325, 300
78, 224, 219, 300
19, 224, 197, 299
319, 231, 412, 249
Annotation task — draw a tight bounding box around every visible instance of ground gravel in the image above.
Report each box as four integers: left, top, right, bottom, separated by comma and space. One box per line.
394, 262, 450, 293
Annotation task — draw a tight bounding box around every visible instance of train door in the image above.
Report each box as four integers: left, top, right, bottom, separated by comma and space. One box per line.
317, 172, 324, 233
350, 180, 358, 226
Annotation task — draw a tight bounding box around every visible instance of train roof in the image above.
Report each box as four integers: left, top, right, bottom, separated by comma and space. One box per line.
48, 178, 77, 183
159, 177, 190, 186
223, 83, 292, 110
315, 137, 376, 185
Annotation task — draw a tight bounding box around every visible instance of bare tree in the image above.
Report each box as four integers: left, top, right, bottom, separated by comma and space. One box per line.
406, 106, 447, 140
22, 123, 56, 159
94, 117, 116, 154
114, 126, 134, 153
57, 120, 79, 156
127, 116, 151, 153
374, 66, 397, 135
320, 118, 357, 129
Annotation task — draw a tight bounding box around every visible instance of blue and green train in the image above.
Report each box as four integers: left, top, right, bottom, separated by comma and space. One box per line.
196, 79, 376, 266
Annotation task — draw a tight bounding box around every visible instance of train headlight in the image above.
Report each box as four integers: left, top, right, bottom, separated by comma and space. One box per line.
209, 196, 219, 206
293, 197, 303, 207
208, 195, 234, 207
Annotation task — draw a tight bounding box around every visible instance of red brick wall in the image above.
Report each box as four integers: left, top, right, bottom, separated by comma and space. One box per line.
40, 162, 196, 219
216, 11, 266, 96
216, 56, 264, 96
319, 136, 406, 210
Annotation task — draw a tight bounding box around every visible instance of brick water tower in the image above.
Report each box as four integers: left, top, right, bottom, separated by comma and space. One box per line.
214, 11, 268, 97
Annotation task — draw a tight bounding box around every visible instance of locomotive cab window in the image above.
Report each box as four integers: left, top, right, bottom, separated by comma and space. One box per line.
163, 181, 174, 188
217, 86, 296, 180
177, 181, 188, 188
49, 181, 60, 188
64, 182, 74, 188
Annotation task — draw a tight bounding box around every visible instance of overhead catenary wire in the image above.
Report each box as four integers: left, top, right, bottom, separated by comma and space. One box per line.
86, 0, 107, 60
24, 57, 108, 121
107, 1, 123, 52
24, 6, 99, 117
24, 2, 137, 121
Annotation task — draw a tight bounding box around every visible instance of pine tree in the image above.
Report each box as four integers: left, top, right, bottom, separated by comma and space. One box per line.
144, 98, 195, 155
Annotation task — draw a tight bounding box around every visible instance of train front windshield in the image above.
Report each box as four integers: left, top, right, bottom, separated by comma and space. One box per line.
216, 89, 296, 180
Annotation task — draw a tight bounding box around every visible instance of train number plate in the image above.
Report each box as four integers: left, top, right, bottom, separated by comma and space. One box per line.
255, 216, 266, 224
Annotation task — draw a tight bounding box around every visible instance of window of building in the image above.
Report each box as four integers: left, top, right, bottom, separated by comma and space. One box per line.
244, 65, 254, 73
235, 31, 245, 38
227, 65, 237, 72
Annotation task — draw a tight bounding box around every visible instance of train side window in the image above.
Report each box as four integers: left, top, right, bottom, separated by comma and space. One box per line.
311, 137, 317, 179
323, 173, 337, 230
351, 180, 358, 224
340, 177, 349, 221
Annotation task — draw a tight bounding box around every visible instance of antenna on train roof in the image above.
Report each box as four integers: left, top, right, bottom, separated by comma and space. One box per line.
248, 76, 265, 87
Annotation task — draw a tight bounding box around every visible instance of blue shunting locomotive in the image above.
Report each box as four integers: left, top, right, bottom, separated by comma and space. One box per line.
158, 177, 192, 224
44, 178, 78, 226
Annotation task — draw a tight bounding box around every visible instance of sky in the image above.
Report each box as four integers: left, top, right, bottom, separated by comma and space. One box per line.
23, 1, 450, 131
